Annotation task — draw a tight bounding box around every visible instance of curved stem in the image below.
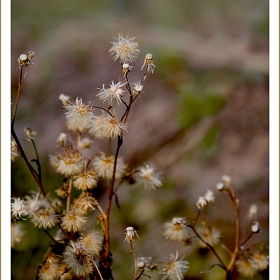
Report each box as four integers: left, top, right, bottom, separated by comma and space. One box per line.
92, 105, 113, 117
240, 232, 254, 248
187, 224, 227, 270
31, 139, 42, 184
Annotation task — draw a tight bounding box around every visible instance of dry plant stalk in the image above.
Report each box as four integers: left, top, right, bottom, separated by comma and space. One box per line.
11, 35, 268, 280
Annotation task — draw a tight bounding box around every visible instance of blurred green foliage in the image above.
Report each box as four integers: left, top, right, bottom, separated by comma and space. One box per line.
177, 86, 226, 129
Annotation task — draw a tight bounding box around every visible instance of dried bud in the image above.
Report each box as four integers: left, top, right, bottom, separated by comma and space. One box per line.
141, 53, 155, 73
59, 93, 71, 106
24, 127, 37, 141
17, 51, 34, 68
247, 204, 258, 220
27, 51, 35, 60
216, 182, 225, 191
122, 63, 133, 76
124, 226, 139, 242
251, 222, 260, 233
196, 196, 207, 209
204, 189, 215, 203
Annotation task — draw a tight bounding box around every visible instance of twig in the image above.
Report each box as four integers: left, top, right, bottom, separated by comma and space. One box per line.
187, 224, 227, 270
104, 135, 123, 261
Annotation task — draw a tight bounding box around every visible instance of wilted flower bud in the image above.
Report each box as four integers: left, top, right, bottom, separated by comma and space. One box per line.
141, 53, 155, 73
216, 182, 225, 191
124, 226, 139, 242
251, 222, 260, 233
17, 51, 34, 68
27, 51, 35, 60
196, 196, 207, 209
24, 127, 37, 141
59, 93, 71, 106
132, 82, 144, 95
204, 189, 215, 203
247, 204, 258, 220
122, 63, 133, 76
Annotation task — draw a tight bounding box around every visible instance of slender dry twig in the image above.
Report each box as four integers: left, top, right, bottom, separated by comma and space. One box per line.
187, 224, 227, 270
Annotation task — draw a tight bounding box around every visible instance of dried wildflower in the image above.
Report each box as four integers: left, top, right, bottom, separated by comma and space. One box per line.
11, 138, 20, 162
11, 197, 27, 219
73, 170, 98, 190
61, 210, 87, 232
141, 53, 155, 73
37, 262, 60, 280
222, 175, 231, 186
204, 189, 215, 203
251, 252, 269, 271
23, 127, 37, 141
196, 196, 207, 209
78, 137, 93, 149
195, 226, 221, 248
32, 203, 59, 229
235, 258, 257, 278
59, 93, 71, 106
98, 116, 128, 138
132, 81, 144, 96
25, 192, 59, 229
164, 217, 191, 244
50, 147, 85, 176
74, 192, 97, 213
56, 133, 67, 147
122, 63, 133, 76
216, 182, 225, 191
11, 222, 25, 247
136, 257, 154, 270
91, 154, 126, 179
109, 34, 140, 63
79, 231, 103, 256
63, 241, 94, 277
25, 192, 44, 216
251, 222, 260, 233
136, 163, 162, 190
17, 51, 34, 68
97, 81, 127, 105
64, 97, 94, 133
247, 204, 258, 220
217, 175, 232, 191
55, 183, 70, 198
124, 226, 139, 242
160, 251, 189, 280
89, 114, 109, 139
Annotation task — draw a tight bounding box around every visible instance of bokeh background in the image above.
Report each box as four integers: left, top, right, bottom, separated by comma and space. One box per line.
11, 1, 269, 279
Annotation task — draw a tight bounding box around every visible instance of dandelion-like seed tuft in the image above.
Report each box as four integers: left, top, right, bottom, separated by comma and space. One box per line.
64, 98, 94, 133
160, 251, 189, 280
109, 34, 140, 63
136, 163, 162, 190
164, 217, 191, 244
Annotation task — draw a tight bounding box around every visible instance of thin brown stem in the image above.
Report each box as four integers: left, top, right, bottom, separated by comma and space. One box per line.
128, 240, 137, 280
104, 135, 123, 261
31, 139, 42, 184
187, 224, 227, 270
225, 187, 240, 274
11, 68, 23, 128
240, 232, 254, 248
66, 178, 73, 212
93, 260, 105, 280
193, 209, 201, 226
